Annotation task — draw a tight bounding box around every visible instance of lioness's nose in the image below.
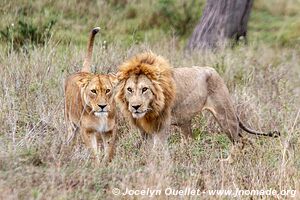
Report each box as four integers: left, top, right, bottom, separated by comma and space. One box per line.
132, 105, 141, 110
98, 104, 107, 109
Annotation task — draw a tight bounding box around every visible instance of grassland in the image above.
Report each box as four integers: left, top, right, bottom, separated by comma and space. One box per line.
0, 0, 299, 199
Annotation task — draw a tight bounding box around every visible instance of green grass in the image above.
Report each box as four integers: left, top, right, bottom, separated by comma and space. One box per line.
0, 41, 299, 199
1, 0, 299, 49
249, 9, 300, 46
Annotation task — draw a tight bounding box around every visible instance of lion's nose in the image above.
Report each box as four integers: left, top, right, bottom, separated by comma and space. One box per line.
132, 105, 141, 110
98, 104, 107, 109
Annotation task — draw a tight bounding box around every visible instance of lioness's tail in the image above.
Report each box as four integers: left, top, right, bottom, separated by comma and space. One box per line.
238, 117, 280, 137
82, 27, 100, 72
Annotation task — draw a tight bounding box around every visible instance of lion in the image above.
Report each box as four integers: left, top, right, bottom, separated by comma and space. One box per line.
115, 52, 280, 152
64, 27, 117, 163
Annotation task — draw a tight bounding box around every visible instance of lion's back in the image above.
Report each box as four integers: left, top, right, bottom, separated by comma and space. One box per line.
171, 66, 223, 121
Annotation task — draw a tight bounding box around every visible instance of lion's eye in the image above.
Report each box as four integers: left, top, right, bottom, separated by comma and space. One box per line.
105, 89, 111, 94
142, 87, 148, 93
91, 89, 97, 94
127, 87, 133, 93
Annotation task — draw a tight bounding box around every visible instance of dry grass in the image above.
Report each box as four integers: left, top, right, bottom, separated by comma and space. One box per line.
0, 41, 299, 199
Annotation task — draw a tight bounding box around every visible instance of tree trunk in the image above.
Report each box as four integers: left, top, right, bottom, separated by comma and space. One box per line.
187, 0, 253, 50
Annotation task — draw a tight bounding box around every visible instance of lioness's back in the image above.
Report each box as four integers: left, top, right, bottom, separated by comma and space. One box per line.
64, 72, 90, 125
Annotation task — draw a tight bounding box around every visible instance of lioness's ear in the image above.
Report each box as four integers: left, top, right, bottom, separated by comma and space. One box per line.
116, 71, 124, 81
108, 73, 118, 87
76, 77, 90, 88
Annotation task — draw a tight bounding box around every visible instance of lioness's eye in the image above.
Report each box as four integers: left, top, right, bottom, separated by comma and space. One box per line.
142, 87, 148, 93
127, 87, 133, 93
91, 89, 97, 94
105, 89, 111, 94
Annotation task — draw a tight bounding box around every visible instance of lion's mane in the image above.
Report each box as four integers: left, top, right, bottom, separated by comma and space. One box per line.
116, 52, 176, 133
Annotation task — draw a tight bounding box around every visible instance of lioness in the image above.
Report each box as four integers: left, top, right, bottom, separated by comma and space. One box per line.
64, 27, 117, 163
115, 52, 279, 149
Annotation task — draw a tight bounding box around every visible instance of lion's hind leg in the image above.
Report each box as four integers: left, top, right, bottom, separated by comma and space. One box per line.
204, 94, 244, 162
204, 95, 242, 144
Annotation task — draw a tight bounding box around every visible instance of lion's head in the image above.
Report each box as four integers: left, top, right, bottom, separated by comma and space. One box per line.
77, 73, 117, 117
115, 52, 176, 132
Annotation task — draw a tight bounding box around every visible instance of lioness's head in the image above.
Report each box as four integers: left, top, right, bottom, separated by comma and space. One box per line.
116, 52, 175, 120
78, 74, 117, 117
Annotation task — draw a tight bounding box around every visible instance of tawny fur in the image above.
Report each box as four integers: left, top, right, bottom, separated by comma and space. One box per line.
115, 52, 279, 147
82, 27, 100, 72
64, 27, 117, 163
116, 52, 176, 135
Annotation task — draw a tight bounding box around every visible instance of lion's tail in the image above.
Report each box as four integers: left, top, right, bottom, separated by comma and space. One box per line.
238, 116, 280, 138
82, 27, 100, 72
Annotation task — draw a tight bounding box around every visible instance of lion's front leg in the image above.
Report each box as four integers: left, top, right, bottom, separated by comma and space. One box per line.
152, 128, 171, 159
153, 132, 168, 149
153, 123, 170, 149
152, 118, 171, 150
134, 130, 152, 149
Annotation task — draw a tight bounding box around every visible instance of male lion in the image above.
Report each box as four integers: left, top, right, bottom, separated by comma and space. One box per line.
115, 52, 279, 150
64, 27, 117, 163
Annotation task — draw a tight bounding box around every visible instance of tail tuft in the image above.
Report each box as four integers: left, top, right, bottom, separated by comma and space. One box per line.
268, 130, 280, 138
82, 27, 101, 72
92, 27, 101, 35
239, 116, 280, 138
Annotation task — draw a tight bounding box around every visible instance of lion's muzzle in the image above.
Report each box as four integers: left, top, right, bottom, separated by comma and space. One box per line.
130, 104, 147, 118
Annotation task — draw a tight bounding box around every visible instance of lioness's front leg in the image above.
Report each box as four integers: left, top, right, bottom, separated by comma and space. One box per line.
101, 130, 116, 163
90, 133, 100, 163
81, 129, 100, 164
65, 121, 78, 145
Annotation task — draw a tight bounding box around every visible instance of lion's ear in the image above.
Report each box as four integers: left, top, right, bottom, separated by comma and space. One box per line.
108, 73, 118, 87
76, 77, 90, 88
